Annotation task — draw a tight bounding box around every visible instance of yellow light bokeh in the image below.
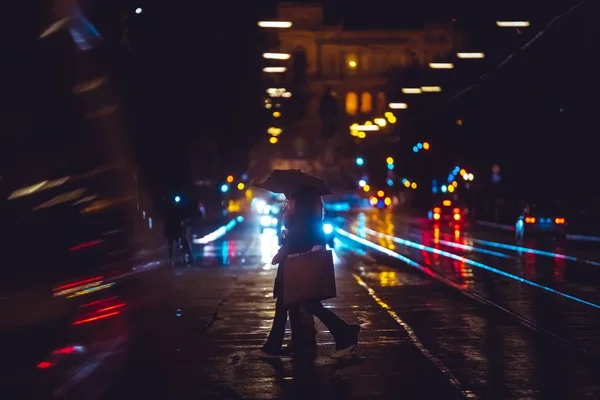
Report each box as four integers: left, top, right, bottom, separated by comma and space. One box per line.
267, 127, 282, 136
269, 137, 278, 144
374, 118, 387, 127
237, 183, 245, 190
226, 175, 234, 183
363, 184, 370, 192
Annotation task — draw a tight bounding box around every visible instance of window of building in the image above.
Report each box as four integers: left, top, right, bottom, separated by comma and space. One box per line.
360, 92, 372, 113
376, 91, 386, 113
346, 53, 358, 70
345, 92, 358, 116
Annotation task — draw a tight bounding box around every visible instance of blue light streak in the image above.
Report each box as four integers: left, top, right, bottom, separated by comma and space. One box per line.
354, 227, 600, 310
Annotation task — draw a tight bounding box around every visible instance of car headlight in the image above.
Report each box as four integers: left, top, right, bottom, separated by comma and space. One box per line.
323, 223, 333, 235
260, 215, 272, 226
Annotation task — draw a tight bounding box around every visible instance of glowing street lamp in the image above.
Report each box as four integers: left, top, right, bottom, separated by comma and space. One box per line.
402, 88, 422, 94
263, 67, 286, 73
429, 62, 454, 69
496, 21, 530, 27
263, 53, 291, 60
258, 21, 292, 28
457, 52, 485, 59
350, 124, 379, 132
388, 103, 407, 109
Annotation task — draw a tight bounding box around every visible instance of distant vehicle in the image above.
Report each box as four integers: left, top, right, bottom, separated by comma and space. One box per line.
322, 216, 335, 246
515, 202, 567, 239
428, 198, 468, 224
256, 196, 283, 234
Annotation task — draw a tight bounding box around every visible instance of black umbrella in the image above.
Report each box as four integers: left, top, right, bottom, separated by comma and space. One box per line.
251, 169, 331, 196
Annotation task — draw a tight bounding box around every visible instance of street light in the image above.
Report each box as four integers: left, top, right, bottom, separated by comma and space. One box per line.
423, 142, 430, 150
267, 127, 282, 136
402, 88, 422, 94
496, 21, 530, 27
351, 125, 379, 131
457, 52, 485, 59
266, 88, 287, 97
269, 137, 278, 144
263, 53, 291, 60
421, 86, 442, 92
374, 118, 387, 127
386, 157, 394, 164
258, 21, 293, 28
263, 67, 286, 73
429, 62, 454, 69
388, 103, 407, 109
356, 157, 364, 166
135, 7, 142, 14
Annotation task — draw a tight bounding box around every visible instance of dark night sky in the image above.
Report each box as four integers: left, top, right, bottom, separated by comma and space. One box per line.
2, 0, 597, 196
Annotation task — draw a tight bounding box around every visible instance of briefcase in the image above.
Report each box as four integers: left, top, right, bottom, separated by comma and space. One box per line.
281, 248, 337, 308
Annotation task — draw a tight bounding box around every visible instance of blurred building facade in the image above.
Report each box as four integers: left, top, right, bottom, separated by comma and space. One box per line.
251, 2, 460, 187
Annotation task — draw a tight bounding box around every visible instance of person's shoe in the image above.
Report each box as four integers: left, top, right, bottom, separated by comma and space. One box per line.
331, 324, 360, 359
249, 348, 280, 359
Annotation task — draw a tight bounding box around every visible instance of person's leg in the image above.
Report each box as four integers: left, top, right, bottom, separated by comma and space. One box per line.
305, 300, 360, 357
289, 305, 317, 360
305, 300, 348, 343
261, 297, 288, 354
181, 236, 193, 263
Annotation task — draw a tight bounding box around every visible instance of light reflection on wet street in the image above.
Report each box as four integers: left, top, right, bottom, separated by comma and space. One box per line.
15, 216, 600, 399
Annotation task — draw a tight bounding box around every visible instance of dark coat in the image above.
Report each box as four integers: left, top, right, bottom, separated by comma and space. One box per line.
273, 213, 325, 299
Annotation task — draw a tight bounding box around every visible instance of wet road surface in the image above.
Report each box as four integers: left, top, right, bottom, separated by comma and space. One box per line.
8, 215, 600, 399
